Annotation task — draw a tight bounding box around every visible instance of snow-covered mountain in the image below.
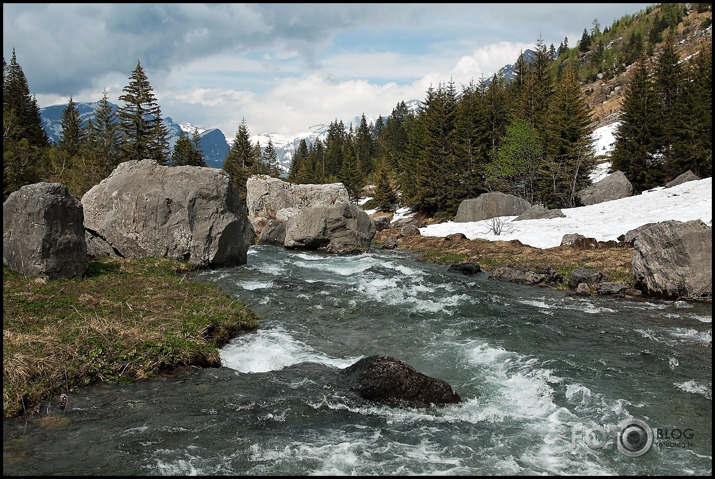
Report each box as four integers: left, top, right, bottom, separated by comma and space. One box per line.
40, 102, 229, 169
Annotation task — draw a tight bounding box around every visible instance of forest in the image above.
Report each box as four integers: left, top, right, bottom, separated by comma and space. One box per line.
3, 3, 712, 220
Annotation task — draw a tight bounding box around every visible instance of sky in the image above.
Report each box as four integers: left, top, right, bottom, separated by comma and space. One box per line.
4, 3, 654, 137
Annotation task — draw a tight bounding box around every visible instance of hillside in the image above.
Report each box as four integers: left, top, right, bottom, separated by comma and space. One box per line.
577, 4, 712, 127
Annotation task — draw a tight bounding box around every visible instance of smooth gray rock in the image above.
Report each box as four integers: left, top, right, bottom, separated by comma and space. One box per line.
455, 192, 530, 222
82, 159, 254, 268
3, 182, 88, 279
631, 220, 712, 300
514, 204, 565, 221
283, 202, 376, 253
665, 170, 699, 188
576, 170, 633, 206
246, 175, 349, 234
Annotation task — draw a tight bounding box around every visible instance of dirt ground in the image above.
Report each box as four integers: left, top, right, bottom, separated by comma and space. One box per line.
374, 229, 636, 288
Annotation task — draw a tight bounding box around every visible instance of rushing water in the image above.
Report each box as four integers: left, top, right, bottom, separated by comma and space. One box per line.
3, 246, 712, 475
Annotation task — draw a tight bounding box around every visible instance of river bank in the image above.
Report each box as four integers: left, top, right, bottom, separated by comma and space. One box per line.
2, 257, 260, 419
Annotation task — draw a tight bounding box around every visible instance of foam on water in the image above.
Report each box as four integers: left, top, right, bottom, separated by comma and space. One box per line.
220, 326, 361, 373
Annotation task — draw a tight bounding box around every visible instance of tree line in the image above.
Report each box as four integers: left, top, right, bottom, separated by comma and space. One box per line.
4, 3, 712, 213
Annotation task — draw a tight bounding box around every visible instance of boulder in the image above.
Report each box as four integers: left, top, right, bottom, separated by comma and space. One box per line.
489, 263, 563, 286
560, 233, 599, 249
597, 282, 629, 295
514, 205, 565, 221
568, 268, 606, 289
665, 170, 699, 188
631, 220, 712, 300
82, 160, 254, 268
341, 355, 461, 408
371, 215, 392, 232
245, 175, 349, 234
455, 192, 530, 222
257, 219, 286, 246
3, 183, 88, 279
576, 170, 633, 206
448, 263, 482, 275
283, 203, 376, 253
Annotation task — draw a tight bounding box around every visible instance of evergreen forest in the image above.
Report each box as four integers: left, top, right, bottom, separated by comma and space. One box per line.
4, 3, 712, 219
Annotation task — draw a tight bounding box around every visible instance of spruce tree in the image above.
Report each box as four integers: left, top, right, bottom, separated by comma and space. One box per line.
58, 97, 84, 159
338, 138, 365, 203
51, 97, 87, 194
263, 138, 281, 177
223, 119, 258, 199
372, 157, 398, 212
540, 62, 594, 207
652, 35, 685, 180
3, 50, 49, 200
354, 113, 374, 177
117, 61, 169, 164
85, 89, 121, 177
191, 128, 207, 167
669, 41, 712, 179
611, 54, 662, 192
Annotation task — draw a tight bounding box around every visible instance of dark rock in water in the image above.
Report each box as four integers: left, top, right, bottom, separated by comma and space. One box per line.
341, 355, 461, 408
448, 263, 482, 275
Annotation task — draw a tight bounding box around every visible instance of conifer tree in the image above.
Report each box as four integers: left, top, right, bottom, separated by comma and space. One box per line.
611, 54, 662, 192
669, 42, 712, 178
58, 97, 84, 159
262, 138, 281, 177
652, 35, 685, 179
171, 130, 195, 166
190, 128, 207, 167
338, 138, 365, 203
354, 113, 374, 177
51, 97, 88, 193
117, 61, 169, 164
288, 138, 311, 183
372, 157, 398, 212
223, 118, 257, 199
3, 50, 49, 199
85, 89, 121, 177
540, 62, 594, 207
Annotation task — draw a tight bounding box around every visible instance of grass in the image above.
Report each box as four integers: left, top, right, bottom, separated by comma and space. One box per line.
3, 256, 260, 419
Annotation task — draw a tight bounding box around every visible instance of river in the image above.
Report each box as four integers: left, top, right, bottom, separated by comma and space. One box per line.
3, 245, 712, 475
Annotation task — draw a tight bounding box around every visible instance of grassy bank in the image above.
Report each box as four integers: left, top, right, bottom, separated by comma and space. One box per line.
3, 256, 260, 419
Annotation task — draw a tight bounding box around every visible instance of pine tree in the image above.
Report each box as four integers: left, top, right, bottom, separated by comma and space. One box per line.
354, 113, 374, 177
262, 138, 281, 177
338, 138, 365, 203
372, 157, 398, 212
117, 61, 169, 164
85, 89, 121, 177
51, 97, 88, 193
669, 41, 712, 179
59, 97, 84, 159
190, 128, 207, 167
223, 118, 258, 199
3, 49, 49, 200
611, 54, 662, 192
652, 35, 685, 180
171, 130, 194, 166
288, 138, 311, 183
540, 62, 595, 207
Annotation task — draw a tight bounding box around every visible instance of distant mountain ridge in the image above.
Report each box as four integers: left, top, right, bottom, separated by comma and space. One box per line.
40, 101, 229, 169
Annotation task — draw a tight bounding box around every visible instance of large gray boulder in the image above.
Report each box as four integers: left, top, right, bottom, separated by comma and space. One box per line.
283, 203, 376, 253
576, 170, 633, 206
82, 160, 254, 268
455, 192, 530, 222
341, 355, 461, 408
3, 183, 88, 279
665, 170, 699, 188
245, 175, 350, 234
630, 220, 712, 300
514, 204, 565, 221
